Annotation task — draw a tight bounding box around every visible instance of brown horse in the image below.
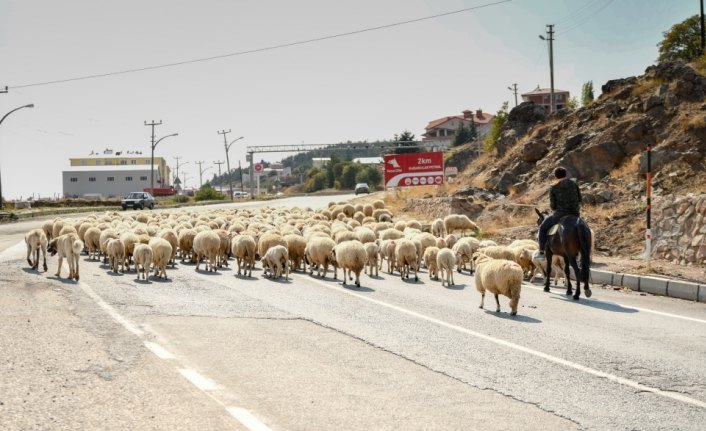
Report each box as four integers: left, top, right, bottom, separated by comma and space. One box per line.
535, 208, 593, 300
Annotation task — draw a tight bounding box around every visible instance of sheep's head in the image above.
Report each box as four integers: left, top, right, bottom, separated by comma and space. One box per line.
47, 239, 59, 256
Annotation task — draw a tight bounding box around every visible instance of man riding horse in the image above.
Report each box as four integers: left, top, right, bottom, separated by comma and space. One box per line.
536, 166, 581, 261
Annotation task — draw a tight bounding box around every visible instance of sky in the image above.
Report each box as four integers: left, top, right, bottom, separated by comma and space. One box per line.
0, 0, 697, 199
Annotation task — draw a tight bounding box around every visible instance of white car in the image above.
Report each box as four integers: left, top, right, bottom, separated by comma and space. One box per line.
233, 191, 250, 199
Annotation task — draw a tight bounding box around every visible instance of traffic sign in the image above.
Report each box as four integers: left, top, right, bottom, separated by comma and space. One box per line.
384, 151, 444, 188
254, 163, 264, 173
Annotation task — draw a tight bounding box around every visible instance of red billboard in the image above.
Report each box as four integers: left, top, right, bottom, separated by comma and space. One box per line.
384, 151, 444, 188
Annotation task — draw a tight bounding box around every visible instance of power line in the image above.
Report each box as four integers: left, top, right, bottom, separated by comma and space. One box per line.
10, 0, 512, 90
559, 0, 615, 35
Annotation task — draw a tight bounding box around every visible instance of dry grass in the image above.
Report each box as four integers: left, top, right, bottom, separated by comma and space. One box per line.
478, 206, 536, 237
610, 154, 641, 180
680, 112, 706, 130
631, 78, 662, 97
381, 186, 438, 215
690, 54, 706, 76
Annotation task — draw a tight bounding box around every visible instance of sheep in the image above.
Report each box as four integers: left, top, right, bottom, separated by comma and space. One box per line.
372, 200, 385, 209
99, 229, 118, 264
444, 233, 458, 250
25, 228, 48, 271
431, 218, 446, 238
423, 246, 440, 280
132, 244, 153, 281
331, 240, 367, 287
158, 229, 179, 268
193, 230, 221, 272
231, 234, 257, 277
435, 237, 447, 249
363, 242, 380, 277
304, 236, 337, 278
394, 221, 407, 232
334, 230, 358, 244
362, 204, 374, 217
284, 234, 307, 272
477, 245, 516, 261
106, 238, 126, 273
513, 246, 538, 279
443, 214, 479, 236
119, 232, 140, 271
353, 227, 376, 244
47, 233, 84, 281
257, 232, 287, 260
436, 248, 456, 287
529, 250, 566, 285
379, 228, 404, 241
473, 253, 523, 316
509, 239, 539, 249
41, 220, 54, 240
262, 245, 289, 280
378, 239, 398, 274
149, 237, 172, 279
406, 220, 422, 231
178, 228, 197, 263
452, 241, 473, 274
214, 229, 232, 268
479, 239, 498, 248
395, 239, 419, 281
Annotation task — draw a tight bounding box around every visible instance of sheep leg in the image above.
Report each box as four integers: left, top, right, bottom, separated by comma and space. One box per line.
26, 245, 34, 268
509, 294, 519, 316
450, 269, 454, 286
41, 248, 47, 272
355, 269, 361, 287
34, 248, 40, 270
494, 294, 501, 313
55, 255, 63, 278
479, 289, 485, 309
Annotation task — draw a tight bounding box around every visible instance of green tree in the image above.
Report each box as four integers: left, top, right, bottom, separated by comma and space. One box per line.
326, 154, 341, 188
194, 184, 226, 201
566, 96, 579, 110
393, 130, 417, 154
304, 171, 327, 193
483, 101, 509, 152
340, 163, 363, 189
451, 121, 477, 147
657, 15, 702, 63
581, 81, 594, 106
355, 166, 382, 189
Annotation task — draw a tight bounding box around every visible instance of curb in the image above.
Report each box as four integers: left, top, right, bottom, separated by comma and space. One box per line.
589, 269, 704, 302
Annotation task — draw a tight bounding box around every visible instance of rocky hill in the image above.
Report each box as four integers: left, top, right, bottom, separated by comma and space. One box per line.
439, 61, 706, 265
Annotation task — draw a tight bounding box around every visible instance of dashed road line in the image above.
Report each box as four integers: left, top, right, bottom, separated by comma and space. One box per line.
178, 368, 219, 391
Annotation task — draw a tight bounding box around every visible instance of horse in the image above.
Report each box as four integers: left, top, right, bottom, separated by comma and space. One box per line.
535, 208, 593, 300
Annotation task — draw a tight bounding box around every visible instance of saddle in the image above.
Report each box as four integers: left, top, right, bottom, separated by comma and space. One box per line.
548, 215, 584, 236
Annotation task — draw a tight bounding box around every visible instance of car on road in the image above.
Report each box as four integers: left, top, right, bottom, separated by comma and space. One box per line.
121, 192, 155, 210
233, 191, 250, 199
355, 183, 370, 195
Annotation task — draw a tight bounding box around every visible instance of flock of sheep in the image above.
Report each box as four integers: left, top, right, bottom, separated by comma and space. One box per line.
23, 199, 565, 316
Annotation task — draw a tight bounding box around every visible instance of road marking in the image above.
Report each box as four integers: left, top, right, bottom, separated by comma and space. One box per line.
227, 407, 273, 431
294, 273, 706, 409
522, 283, 706, 325
144, 341, 176, 359
178, 368, 219, 391
79, 281, 144, 336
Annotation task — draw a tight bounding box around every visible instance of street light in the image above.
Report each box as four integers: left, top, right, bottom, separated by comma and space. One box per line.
150, 132, 178, 195
223, 135, 244, 201
0, 103, 34, 209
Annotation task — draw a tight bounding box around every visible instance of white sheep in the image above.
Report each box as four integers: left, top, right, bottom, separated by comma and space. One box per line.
25, 228, 48, 271
262, 244, 289, 280
379, 228, 404, 241
284, 234, 307, 272
395, 238, 419, 281
431, 218, 446, 238
231, 234, 257, 277
529, 250, 566, 285
119, 231, 140, 271
106, 238, 126, 273
158, 229, 179, 268
304, 236, 337, 278
193, 230, 221, 272
47, 233, 84, 281
331, 240, 367, 287
423, 246, 440, 280
452, 241, 473, 274
436, 248, 456, 287
149, 237, 173, 279
132, 243, 153, 281
473, 252, 524, 316
443, 214, 479, 236
363, 242, 380, 277
378, 239, 398, 274
178, 228, 197, 263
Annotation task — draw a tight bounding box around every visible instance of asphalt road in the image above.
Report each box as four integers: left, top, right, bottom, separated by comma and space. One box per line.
1, 194, 705, 430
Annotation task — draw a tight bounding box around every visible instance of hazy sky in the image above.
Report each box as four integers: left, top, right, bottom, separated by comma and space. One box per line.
0, 0, 696, 199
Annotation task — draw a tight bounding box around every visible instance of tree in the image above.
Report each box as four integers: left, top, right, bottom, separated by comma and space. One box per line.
657, 15, 702, 63
483, 101, 509, 152
581, 81, 594, 106
450, 121, 477, 147
566, 96, 579, 110
393, 130, 418, 154
304, 170, 327, 193
340, 163, 363, 189
355, 166, 383, 190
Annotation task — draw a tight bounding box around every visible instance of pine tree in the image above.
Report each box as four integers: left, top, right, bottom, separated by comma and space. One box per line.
581, 81, 594, 106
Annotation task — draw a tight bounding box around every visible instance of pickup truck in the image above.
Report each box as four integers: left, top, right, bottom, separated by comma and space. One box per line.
121, 192, 155, 210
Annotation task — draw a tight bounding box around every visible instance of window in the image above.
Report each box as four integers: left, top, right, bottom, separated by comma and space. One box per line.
70, 177, 78, 182
131, 160, 137, 165
120, 160, 127, 165
107, 177, 114, 182
95, 160, 101, 165
126, 176, 133, 181
140, 176, 148, 181
81, 160, 87, 166
105, 159, 113, 165
144, 159, 150, 164
89, 177, 96, 182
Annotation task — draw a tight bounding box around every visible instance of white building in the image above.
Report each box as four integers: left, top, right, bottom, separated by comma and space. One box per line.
62, 165, 163, 198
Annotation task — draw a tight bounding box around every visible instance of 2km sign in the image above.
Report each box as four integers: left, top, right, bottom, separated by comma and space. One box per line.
384, 151, 444, 188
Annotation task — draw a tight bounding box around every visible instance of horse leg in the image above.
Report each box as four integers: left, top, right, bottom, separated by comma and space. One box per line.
569, 257, 582, 300
563, 256, 573, 297
544, 251, 553, 292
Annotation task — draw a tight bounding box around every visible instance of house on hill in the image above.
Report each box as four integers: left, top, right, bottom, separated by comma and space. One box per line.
521, 86, 570, 113
422, 109, 494, 147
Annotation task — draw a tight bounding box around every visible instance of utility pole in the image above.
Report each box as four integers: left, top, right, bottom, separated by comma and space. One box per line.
701, 0, 705, 54
238, 160, 244, 192
217, 129, 232, 201
546, 24, 556, 113
174, 156, 183, 182
213, 160, 225, 194
0, 86, 7, 209
145, 120, 162, 195
195, 161, 212, 189
507, 83, 519, 107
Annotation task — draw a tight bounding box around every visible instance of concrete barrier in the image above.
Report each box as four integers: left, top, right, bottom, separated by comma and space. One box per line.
637, 276, 669, 297
666, 280, 700, 302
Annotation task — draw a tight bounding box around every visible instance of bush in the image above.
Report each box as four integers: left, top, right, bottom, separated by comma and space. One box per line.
304, 172, 328, 193
195, 185, 226, 201
174, 195, 189, 203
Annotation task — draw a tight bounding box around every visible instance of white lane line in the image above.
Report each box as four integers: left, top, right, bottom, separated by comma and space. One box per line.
522, 283, 706, 325
227, 407, 273, 431
0, 240, 27, 261
294, 273, 706, 409
144, 341, 176, 359
178, 368, 219, 391
79, 281, 144, 336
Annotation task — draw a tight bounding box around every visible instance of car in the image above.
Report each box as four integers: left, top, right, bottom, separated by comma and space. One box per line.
121, 192, 155, 210
233, 191, 251, 199
355, 183, 370, 195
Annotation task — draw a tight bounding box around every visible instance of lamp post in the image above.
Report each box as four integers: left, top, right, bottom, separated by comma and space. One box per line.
0, 103, 34, 209
539, 24, 555, 113
149, 132, 178, 195
221, 135, 244, 201
174, 160, 189, 193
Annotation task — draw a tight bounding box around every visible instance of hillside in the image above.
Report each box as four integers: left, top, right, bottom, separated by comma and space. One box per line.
396, 61, 706, 269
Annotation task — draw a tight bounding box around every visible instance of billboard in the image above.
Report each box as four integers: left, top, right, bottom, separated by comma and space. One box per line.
384, 151, 444, 188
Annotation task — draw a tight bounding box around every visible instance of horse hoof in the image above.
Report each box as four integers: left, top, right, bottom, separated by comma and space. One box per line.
543, 287, 550, 292
573, 295, 580, 301
585, 289, 592, 298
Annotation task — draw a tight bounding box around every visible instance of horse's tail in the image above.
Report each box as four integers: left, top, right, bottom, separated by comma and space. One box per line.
577, 220, 592, 282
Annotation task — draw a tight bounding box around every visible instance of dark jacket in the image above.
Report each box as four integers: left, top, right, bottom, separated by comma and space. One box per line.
550, 178, 581, 216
